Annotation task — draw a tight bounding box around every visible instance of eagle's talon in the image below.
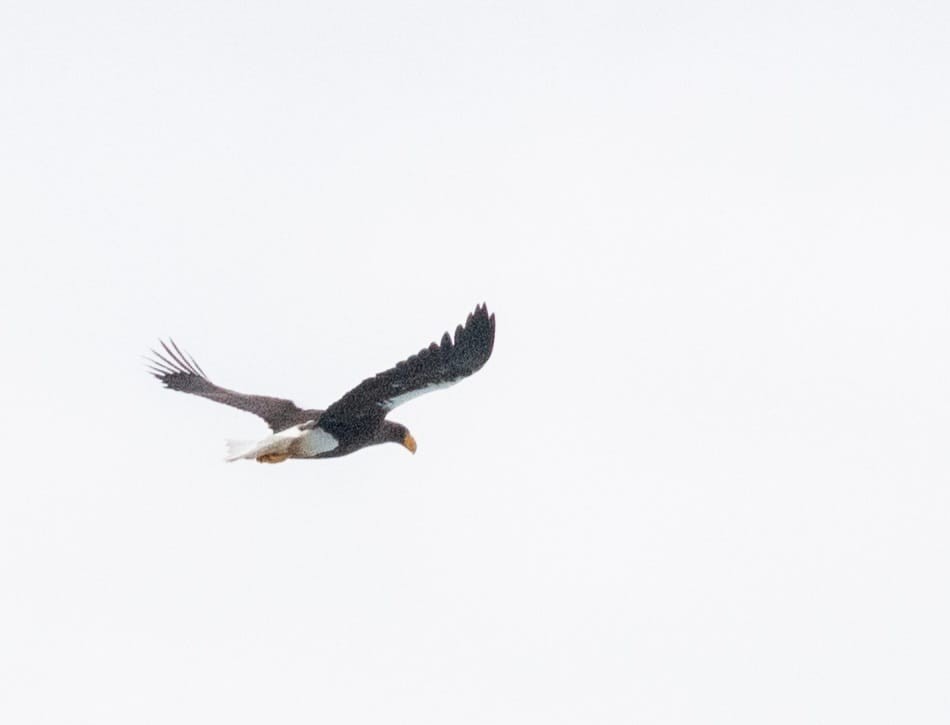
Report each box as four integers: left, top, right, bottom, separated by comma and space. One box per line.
256, 452, 289, 464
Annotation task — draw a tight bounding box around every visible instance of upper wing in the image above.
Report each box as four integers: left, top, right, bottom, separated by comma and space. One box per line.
321, 303, 496, 426
146, 339, 307, 432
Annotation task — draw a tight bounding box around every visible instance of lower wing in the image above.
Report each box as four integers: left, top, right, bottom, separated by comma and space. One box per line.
146, 339, 307, 432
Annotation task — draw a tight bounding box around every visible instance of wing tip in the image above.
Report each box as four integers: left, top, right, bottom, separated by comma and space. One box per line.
145, 339, 208, 382
442, 302, 495, 374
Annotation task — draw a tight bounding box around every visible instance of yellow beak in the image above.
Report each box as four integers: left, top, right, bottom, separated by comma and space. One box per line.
402, 432, 417, 454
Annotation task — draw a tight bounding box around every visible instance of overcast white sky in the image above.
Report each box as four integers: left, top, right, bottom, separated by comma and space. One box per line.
1, 1, 949, 722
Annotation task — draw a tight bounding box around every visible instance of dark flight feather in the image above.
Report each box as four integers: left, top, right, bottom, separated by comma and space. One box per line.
317, 303, 495, 440
146, 342, 308, 432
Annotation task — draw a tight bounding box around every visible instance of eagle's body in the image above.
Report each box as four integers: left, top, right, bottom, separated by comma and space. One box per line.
147, 304, 495, 462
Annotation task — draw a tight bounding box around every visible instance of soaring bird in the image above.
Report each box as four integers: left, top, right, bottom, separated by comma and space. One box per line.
147, 304, 495, 463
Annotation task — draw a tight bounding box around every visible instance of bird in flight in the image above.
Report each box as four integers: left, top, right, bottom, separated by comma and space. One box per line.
147, 304, 495, 463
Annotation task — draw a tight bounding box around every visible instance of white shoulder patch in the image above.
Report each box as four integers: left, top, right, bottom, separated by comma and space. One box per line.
295, 427, 340, 456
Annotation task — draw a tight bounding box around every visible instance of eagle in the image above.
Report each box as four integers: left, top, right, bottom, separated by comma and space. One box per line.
147, 304, 495, 463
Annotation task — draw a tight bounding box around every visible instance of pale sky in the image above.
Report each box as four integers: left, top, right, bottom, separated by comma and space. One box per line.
1, 1, 949, 723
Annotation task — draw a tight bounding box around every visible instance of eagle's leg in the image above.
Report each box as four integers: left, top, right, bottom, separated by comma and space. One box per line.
257, 452, 290, 464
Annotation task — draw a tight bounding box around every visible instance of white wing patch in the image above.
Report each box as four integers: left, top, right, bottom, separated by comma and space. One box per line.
381, 380, 458, 411
225, 421, 338, 461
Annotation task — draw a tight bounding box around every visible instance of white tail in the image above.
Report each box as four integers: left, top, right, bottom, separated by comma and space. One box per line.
224, 424, 315, 462
225, 439, 262, 462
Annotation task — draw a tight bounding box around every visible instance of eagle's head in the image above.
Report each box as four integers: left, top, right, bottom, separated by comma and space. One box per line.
384, 422, 416, 454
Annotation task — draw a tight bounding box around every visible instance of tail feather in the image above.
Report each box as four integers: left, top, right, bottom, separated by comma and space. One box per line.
225, 439, 261, 462
225, 425, 308, 462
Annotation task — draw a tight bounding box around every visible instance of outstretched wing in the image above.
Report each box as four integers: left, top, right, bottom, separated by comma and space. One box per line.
321, 304, 495, 429
146, 339, 307, 432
